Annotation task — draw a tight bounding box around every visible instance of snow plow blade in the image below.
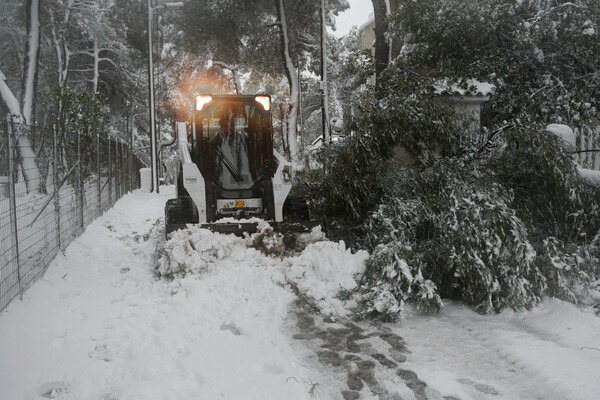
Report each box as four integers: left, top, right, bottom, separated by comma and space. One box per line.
165, 220, 322, 238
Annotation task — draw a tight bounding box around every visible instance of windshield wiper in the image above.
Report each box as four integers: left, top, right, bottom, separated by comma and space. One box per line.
216, 149, 244, 182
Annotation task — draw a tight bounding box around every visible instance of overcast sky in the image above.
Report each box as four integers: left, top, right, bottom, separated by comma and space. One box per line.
332, 0, 374, 37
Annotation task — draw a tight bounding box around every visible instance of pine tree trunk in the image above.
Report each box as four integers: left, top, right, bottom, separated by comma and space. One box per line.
275, 0, 301, 163
213, 62, 243, 94
93, 37, 99, 93
371, 0, 390, 94
21, 0, 41, 125
0, 0, 42, 193
13, 115, 41, 193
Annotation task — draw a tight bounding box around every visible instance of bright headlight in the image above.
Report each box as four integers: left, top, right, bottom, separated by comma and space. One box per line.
255, 96, 271, 111
196, 95, 212, 111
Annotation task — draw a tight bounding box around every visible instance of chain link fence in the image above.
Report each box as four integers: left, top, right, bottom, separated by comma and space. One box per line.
0, 116, 146, 311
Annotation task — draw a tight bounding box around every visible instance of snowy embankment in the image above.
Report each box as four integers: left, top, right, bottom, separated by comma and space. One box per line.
2, 188, 600, 400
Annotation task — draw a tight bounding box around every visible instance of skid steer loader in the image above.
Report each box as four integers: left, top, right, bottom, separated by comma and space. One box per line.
165, 94, 317, 238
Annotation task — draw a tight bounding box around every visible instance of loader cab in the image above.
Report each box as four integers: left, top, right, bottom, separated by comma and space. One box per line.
190, 94, 276, 221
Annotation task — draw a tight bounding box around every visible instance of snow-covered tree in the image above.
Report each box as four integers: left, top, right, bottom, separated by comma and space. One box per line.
0, 0, 42, 193
173, 0, 348, 162
390, 0, 599, 131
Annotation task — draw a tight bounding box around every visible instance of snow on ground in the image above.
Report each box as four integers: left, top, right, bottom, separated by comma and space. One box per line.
2, 188, 600, 400
0, 187, 365, 400
399, 300, 600, 400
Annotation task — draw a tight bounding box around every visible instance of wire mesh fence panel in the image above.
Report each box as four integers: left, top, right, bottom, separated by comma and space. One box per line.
0, 119, 19, 310
0, 116, 146, 311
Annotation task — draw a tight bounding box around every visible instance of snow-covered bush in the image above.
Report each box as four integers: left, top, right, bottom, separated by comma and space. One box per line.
491, 127, 600, 243
313, 120, 600, 319
310, 96, 600, 318
358, 157, 548, 318
309, 86, 456, 226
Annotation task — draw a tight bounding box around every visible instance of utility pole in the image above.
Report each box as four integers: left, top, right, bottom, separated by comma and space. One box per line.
147, 0, 158, 193
147, 1, 184, 193
320, 0, 330, 144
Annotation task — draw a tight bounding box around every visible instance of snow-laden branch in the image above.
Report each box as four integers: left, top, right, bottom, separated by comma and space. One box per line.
98, 48, 121, 55
528, 2, 582, 26
213, 61, 243, 94
0, 68, 21, 116
71, 50, 94, 57
99, 57, 119, 69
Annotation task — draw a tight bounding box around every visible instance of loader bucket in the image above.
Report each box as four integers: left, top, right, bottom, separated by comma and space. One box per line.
165, 220, 321, 238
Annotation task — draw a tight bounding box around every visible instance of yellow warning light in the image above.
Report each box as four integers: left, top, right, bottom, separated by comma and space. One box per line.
195, 95, 213, 111
255, 96, 271, 111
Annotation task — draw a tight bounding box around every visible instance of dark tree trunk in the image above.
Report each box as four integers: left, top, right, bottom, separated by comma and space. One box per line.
21, 0, 41, 126
371, 0, 389, 94
274, 0, 300, 160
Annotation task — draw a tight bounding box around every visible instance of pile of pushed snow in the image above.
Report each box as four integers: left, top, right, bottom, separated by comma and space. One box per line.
157, 227, 253, 278
546, 123, 576, 148
158, 225, 368, 318
577, 167, 600, 188
284, 240, 368, 317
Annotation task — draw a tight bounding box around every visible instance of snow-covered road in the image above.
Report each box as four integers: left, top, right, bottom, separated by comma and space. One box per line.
1, 188, 599, 400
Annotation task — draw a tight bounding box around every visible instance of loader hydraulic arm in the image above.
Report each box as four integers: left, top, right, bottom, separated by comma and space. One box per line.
177, 122, 207, 223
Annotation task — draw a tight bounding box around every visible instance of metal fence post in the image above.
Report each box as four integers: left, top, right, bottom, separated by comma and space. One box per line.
120, 141, 124, 197
129, 142, 133, 193
52, 124, 61, 251
122, 143, 126, 196
115, 141, 119, 200
6, 116, 22, 299
129, 146, 133, 192
108, 137, 112, 206
97, 132, 101, 217
120, 141, 124, 198
77, 127, 83, 232
125, 144, 128, 194
115, 140, 120, 200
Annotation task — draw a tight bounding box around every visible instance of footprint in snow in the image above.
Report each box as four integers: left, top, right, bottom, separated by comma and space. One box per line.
220, 322, 242, 336
32, 381, 70, 398
89, 343, 112, 362
457, 378, 499, 395
262, 363, 285, 374
293, 310, 429, 399
397, 369, 428, 400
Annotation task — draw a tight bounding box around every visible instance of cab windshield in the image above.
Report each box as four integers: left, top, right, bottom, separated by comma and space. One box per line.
195, 100, 270, 194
